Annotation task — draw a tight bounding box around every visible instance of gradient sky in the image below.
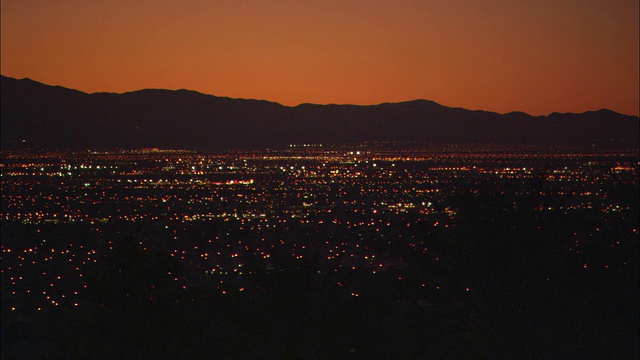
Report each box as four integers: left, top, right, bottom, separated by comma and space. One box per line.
2, 0, 638, 116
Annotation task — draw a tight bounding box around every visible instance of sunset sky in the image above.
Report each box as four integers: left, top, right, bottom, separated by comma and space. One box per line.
2, 0, 638, 116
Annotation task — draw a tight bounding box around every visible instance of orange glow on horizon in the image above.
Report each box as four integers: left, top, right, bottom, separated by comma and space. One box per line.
1, 0, 638, 116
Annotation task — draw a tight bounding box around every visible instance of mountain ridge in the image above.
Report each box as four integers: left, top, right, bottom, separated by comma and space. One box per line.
2, 75, 638, 151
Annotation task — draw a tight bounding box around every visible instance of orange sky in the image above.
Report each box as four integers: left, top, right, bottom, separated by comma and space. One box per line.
2, 0, 638, 116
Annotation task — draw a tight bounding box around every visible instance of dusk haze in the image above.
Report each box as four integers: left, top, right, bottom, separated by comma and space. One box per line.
2, 0, 639, 116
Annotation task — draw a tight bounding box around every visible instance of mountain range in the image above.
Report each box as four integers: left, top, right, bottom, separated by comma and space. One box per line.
1, 75, 638, 151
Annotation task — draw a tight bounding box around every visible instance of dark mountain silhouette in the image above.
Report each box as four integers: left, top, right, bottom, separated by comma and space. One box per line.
1, 75, 638, 150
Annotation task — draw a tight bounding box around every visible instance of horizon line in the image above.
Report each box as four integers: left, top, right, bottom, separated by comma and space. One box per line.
2, 74, 639, 118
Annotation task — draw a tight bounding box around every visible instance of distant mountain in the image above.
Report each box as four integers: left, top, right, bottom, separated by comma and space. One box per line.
1, 75, 638, 150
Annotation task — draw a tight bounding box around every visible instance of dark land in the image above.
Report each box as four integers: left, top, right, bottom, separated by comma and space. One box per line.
2, 75, 639, 151
2, 75, 639, 358
1, 144, 638, 358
